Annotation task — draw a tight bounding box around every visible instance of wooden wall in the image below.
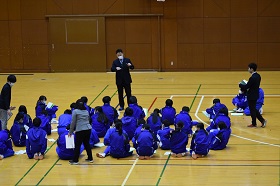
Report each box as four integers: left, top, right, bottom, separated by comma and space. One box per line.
0, 0, 279, 72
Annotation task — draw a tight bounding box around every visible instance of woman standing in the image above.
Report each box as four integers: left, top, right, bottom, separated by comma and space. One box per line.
68, 99, 93, 165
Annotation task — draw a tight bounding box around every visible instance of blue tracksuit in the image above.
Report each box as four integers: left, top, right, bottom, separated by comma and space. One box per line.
175, 111, 194, 136
121, 116, 137, 140
190, 130, 209, 155
134, 130, 158, 156
57, 113, 72, 135
104, 129, 132, 158
38, 115, 51, 135
244, 88, 264, 115
125, 103, 145, 120
102, 103, 118, 125
206, 103, 228, 119
170, 130, 188, 154
35, 102, 58, 120
26, 127, 47, 159
10, 121, 27, 146
84, 103, 93, 116
232, 93, 248, 109
208, 128, 231, 150
89, 128, 100, 148
16, 112, 33, 129
0, 130, 14, 158
91, 113, 110, 138
131, 124, 143, 145
147, 114, 162, 135
161, 106, 176, 124
206, 113, 231, 132
157, 127, 173, 150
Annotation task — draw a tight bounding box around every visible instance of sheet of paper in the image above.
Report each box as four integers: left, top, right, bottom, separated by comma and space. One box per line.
15, 150, 26, 155
129, 147, 135, 152
46, 102, 54, 109
65, 135, 75, 149
164, 151, 171, 155
48, 138, 56, 142
94, 142, 105, 147
143, 108, 148, 117
231, 113, 243, 116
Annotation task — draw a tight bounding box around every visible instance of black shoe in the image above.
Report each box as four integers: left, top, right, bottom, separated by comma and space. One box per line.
261, 120, 267, 128
85, 159, 93, 163
118, 107, 124, 111
69, 160, 79, 165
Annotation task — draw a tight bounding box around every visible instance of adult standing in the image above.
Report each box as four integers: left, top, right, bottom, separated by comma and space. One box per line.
0, 75, 17, 130
68, 99, 93, 164
111, 49, 134, 111
239, 63, 267, 128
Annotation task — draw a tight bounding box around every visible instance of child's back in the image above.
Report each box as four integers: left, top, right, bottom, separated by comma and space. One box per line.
26, 126, 47, 159
170, 129, 188, 154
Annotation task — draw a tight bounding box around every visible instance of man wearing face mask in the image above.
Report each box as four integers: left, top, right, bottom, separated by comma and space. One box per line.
111, 49, 134, 111
0, 75, 17, 130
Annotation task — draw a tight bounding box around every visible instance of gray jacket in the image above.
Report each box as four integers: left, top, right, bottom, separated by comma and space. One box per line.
69, 109, 92, 133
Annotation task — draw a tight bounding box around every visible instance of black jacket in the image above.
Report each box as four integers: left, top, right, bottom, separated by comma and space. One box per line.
111, 58, 134, 86
239, 72, 261, 101
0, 83, 12, 110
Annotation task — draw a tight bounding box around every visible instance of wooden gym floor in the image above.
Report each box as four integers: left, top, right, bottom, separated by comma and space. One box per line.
0, 71, 279, 186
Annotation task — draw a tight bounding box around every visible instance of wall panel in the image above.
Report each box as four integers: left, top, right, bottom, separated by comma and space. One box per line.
22, 20, 48, 45
46, 0, 73, 15
177, 0, 203, 18
204, 0, 230, 17
231, 18, 257, 42
231, 43, 257, 69
204, 44, 230, 69
258, 0, 280, 17
258, 17, 280, 42
105, 17, 125, 44
72, 0, 98, 14
21, 0, 47, 20
163, 19, 177, 69
0, 0, 8, 20
258, 43, 280, 69
204, 18, 230, 43
231, 0, 257, 17
178, 44, 204, 69
124, 0, 150, 14
9, 21, 24, 69
8, 0, 21, 20
23, 45, 49, 70
125, 18, 151, 44
177, 18, 203, 43
98, 0, 124, 14
126, 44, 152, 69
163, 0, 177, 18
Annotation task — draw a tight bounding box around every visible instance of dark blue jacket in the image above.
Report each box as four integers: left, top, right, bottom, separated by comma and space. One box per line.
190, 129, 209, 155
0, 83, 11, 110
102, 103, 118, 125
157, 127, 173, 150
232, 93, 248, 109
131, 124, 143, 145
57, 113, 72, 135
38, 115, 51, 135
170, 130, 188, 154
10, 121, 27, 146
121, 116, 137, 140
147, 114, 162, 135
0, 130, 14, 158
35, 102, 58, 120
89, 128, 100, 148
208, 128, 231, 150
175, 111, 193, 135
134, 130, 158, 156
126, 103, 145, 120
206, 113, 231, 132
56, 131, 85, 160
107, 130, 132, 158
91, 113, 110, 138
161, 106, 176, 124
206, 103, 228, 119
26, 127, 47, 159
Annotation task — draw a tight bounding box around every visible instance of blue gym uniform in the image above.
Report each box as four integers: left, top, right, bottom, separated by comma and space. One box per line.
26, 127, 47, 159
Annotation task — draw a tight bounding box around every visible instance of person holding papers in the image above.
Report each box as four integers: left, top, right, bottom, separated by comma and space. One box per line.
239, 63, 267, 128
68, 99, 93, 165
35, 95, 58, 122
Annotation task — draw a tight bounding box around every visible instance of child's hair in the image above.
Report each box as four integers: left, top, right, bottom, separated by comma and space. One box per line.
18, 105, 27, 114
15, 113, 24, 121
138, 118, 146, 126
38, 95, 47, 102
162, 119, 170, 127
115, 121, 123, 135
102, 96, 111, 104
33, 117, 42, 127
248, 63, 257, 71
182, 106, 190, 112
124, 107, 133, 116
76, 99, 86, 110
41, 110, 48, 116
165, 99, 173, 106
196, 123, 204, 130
64, 109, 72, 114
213, 98, 220, 104
151, 108, 160, 124
219, 107, 228, 116
142, 123, 151, 130
80, 96, 88, 104
70, 102, 76, 109
175, 121, 184, 132
129, 96, 137, 104
7, 75, 17, 83
218, 121, 227, 130
95, 106, 108, 124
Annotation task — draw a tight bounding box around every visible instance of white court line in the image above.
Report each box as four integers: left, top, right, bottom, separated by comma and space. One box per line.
194, 96, 280, 148
121, 158, 139, 186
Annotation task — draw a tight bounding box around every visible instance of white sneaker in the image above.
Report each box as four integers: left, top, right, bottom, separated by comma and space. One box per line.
233, 108, 237, 112
259, 107, 263, 115
51, 119, 59, 124
0, 154, 4, 160
236, 108, 244, 113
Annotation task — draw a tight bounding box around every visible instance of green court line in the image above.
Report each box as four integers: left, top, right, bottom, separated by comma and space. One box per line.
35, 89, 118, 185
89, 85, 109, 106
155, 84, 201, 186
15, 141, 57, 186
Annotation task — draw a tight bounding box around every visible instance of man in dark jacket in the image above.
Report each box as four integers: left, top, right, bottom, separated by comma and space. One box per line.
239, 63, 267, 128
0, 75, 17, 130
111, 49, 134, 111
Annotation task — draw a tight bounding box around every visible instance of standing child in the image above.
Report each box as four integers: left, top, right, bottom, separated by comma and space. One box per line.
208, 122, 231, 150
0, 129, 14, 160
26, 117, 47, 160
147, 108, 162, 135
96, 121, 132, 158
126, 96, 145, 120
190, 123, 209, 160
101, 96, 118, 126
121, 107, 137, 140
161, 99, 176, 125
170, 122, 188, 157
133, 124, 158, 160
10, 113, 28, 146
91, 106, 109, 138
157, 120, 173, 150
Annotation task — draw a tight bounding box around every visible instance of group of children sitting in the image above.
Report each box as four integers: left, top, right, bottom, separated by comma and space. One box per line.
2, 90, 259, 161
